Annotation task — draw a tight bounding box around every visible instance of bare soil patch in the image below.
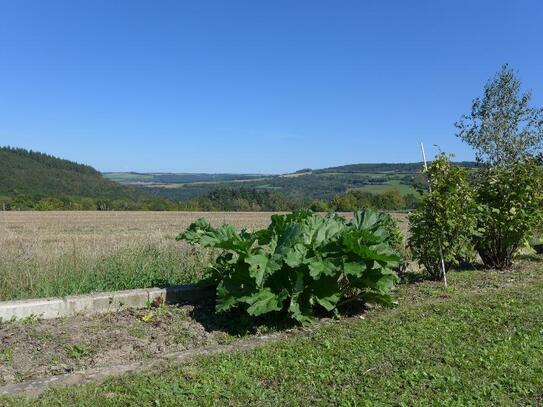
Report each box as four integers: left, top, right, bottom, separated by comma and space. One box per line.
0, 299, 247, 386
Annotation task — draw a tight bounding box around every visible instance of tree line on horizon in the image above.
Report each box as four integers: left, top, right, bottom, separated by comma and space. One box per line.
0, 187, 420, 212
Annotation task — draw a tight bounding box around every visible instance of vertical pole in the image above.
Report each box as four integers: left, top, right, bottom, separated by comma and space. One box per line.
420, 143, 448, 288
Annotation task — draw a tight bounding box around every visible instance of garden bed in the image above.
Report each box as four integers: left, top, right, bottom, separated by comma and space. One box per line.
0, 299, 248, 387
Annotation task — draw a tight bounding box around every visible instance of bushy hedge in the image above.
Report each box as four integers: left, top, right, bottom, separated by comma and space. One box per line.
408, 154, 477, 279
474, 161, 543, 269
409, 156, 543, 275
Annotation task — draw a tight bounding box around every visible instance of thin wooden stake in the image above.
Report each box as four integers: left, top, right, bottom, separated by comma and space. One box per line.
420, 142, 448, 288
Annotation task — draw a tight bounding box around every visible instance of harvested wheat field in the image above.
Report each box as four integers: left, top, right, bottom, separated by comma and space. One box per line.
0, 211, 280, 254
0, 211, 408, 302
0, 211, 282, 301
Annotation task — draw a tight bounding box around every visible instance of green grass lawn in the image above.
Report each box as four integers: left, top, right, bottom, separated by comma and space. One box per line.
3, 258, 543, 406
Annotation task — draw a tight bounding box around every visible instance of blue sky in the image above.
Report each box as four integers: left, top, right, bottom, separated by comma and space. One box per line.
1, 0, 542, 173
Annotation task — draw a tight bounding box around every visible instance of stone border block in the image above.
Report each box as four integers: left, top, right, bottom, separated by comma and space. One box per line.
0, 285, 214, 321
0, 298, 66, 321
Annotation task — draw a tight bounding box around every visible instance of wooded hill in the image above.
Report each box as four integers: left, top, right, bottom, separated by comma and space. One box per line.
0, 147, 185, 210
0, 147, 144, 199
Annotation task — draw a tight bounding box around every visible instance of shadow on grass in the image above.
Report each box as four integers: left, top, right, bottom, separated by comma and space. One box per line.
397, 260, 493, 284
188, 299, 298, 336
455, 260, 486, 271
399, 271, 427, 285
184, 294, 376, 336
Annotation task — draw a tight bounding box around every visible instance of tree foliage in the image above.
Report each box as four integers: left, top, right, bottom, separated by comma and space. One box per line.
408, 154, 477, 279
178, 209, 402, 324
455, 64, 543, 167
474, 161, 543, 269
0, 146, 144, 199
454, 64, 543, 269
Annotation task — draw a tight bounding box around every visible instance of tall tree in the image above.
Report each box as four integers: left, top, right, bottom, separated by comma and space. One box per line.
455, 64, 543, 167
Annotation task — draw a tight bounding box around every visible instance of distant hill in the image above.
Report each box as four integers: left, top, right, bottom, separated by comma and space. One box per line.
109, 161, 476, 202
312, 161, 478, 174
103, 172, 267, 185
0, 147, 145, 200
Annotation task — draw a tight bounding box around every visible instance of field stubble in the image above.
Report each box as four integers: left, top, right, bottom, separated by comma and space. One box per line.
0, 212, 280, 301
0, 211, 408, 302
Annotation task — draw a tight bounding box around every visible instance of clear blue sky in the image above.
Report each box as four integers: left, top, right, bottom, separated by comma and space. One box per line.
1, 0, 542, 173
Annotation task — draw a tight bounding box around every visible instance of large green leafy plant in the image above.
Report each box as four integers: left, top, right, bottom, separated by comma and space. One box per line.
177, 209, 401, 324
474, 161, 543, 269
408, 154, 477, 279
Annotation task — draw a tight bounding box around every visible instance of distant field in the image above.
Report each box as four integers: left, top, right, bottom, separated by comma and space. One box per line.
103, 172, 155, 183
349, 180, 419, 196
0, 211, 278, 255
104, 172, 267, 185
0, 211, 408, 301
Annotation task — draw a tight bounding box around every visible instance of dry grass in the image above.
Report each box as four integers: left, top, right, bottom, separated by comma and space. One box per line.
0, 212, 283, 301
0, 211, 408, 302
0, 211, 277, 258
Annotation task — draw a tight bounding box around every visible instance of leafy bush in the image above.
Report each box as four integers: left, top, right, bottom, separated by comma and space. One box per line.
177, 209, 401, 324
381, 212, 408, 275
408, 154, 477, 279
474, 161, 543, 269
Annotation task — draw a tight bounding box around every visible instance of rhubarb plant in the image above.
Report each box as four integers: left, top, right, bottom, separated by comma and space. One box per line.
177, 209, 401, 324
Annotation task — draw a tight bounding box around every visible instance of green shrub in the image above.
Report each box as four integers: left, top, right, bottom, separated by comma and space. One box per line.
408, 154, 477, 279
309, 199, 330, 212
330, 194, 358, 212
474, 161, 543, 269
177, 209, 401, 324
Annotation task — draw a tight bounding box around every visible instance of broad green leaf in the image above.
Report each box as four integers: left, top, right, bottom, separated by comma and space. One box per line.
275, 224, 304, 254
245, 288, 288, 316
343, 261, 366, 277
312, 218, 343, 246
308, 259, 338, 279
245, 252, 281, 287
284, 244, 307, 268
179, 209, 402, 324
351, 209, 379, 230
214, 264, 255, 313
312, 277, 341, 311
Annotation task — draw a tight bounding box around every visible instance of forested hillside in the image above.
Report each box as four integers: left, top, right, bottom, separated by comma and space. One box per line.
0, 147, 183, 210
312, 161, 477, 174
0, 147, 144, 199
0, 147, 312, 211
